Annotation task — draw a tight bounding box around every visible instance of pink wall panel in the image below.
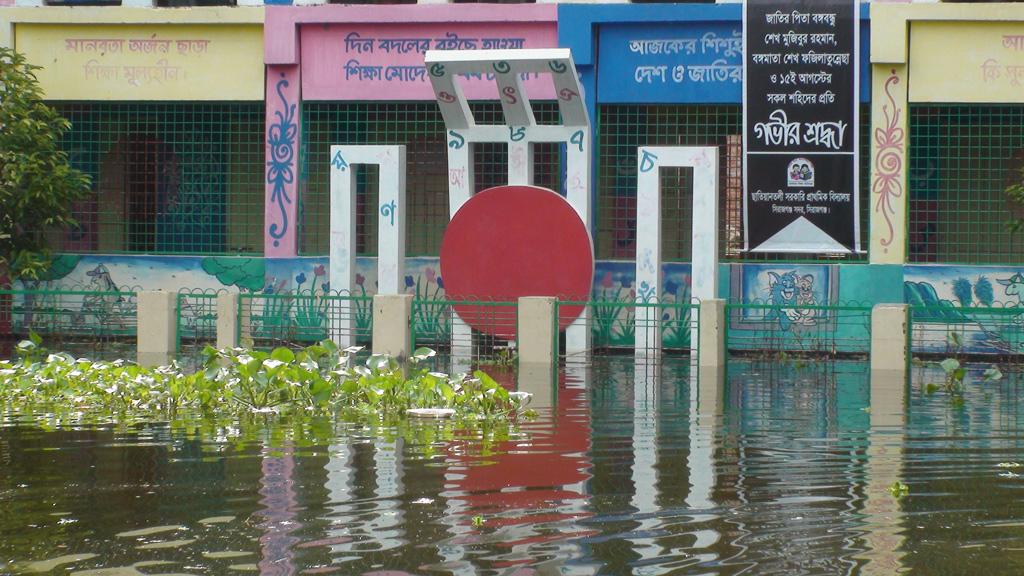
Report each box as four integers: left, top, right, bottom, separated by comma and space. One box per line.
300, 22, 558, 101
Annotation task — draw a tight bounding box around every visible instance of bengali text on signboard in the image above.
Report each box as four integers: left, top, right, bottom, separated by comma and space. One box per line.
743, 0, 860, 253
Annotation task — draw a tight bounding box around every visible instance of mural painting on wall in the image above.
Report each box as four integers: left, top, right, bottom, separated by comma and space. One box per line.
730, 264, 839, 330
263, 257, 445, 346
6, 255, 264, 339
3, 254, 449, 345
906, 266, 1024, 355
4, 256, 141, 338
591, 261, 693, 350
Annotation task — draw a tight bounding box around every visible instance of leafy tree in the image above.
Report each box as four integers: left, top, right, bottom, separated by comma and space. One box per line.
0, 48, 91, 285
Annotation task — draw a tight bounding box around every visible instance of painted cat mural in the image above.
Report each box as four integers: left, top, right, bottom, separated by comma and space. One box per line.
767, 271, 818, 330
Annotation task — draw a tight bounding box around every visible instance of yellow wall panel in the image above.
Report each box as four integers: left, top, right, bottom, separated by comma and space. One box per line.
910, 21, 1024, 103
14, 23, 263, 101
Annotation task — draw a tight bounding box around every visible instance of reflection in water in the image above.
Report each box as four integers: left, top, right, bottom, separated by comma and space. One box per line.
7, 358, 1024, 574
258, 444, 299, 576
857, 371, 907, 575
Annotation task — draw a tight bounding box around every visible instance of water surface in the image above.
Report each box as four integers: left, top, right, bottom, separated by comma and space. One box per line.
3, 358, 1024, 575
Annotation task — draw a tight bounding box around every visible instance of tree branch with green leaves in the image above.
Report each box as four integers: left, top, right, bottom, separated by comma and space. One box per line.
0, 48, 91, 284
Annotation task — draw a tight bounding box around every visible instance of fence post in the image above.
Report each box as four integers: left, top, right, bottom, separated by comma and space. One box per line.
216, 292, 240, 350
870, 305, 909, 417
137, 290, 176, 367
518, 297, 557, 369
871, 304, 909, 374
373, 294, 412, 359
696, 298, 726, 415
698, 299, 726, 369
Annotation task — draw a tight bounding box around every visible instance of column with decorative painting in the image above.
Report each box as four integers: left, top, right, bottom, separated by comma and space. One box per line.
265, 65, 301, 258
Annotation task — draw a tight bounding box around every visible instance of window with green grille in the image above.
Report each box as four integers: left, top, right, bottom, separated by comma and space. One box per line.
53, 102, 265, 255
597, 104, 870, 262
299, 101, 561, 256
909, 105, 1024, 265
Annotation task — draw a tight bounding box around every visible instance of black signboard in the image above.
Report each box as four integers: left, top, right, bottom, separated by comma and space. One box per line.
743, 0, 859, 253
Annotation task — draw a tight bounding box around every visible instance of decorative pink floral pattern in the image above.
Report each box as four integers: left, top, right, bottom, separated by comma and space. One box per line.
872, 69, 906, 251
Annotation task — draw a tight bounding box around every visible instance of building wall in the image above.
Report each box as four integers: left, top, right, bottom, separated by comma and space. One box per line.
7, 2, 1024, 356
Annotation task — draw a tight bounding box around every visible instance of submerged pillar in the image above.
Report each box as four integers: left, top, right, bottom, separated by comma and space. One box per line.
372, 294, 412, 360
870, 304, 908, 374
696, 298, 726, 417
216, 292, 240, 350
137, 290, 176, 367
517, 297, 557, 368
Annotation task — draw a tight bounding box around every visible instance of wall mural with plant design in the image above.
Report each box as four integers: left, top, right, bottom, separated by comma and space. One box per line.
906, 265, 1024, 355
16, 254, 1020, 357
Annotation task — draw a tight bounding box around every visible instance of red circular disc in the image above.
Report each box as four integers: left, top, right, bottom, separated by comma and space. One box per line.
440, 185, 594, 339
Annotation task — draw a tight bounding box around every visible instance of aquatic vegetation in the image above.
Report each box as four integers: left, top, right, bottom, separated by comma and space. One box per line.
924, 331, 1003, 401
889, 481, 909, 499
0, 336, 528, 421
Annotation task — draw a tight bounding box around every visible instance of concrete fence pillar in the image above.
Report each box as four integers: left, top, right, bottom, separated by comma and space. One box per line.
137, 291, 176, 367
517, 297, 557, 369
871, 304, 909, 417
698, 299, 726, 370
696, 298, 726, 416
372, 294, 412, 359
216, 292, 240, 350
871, 304, 909, 374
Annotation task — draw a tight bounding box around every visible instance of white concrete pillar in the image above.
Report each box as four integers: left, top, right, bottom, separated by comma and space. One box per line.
871, 304, 908, 374
330, 145, 407, 348
517, 297, 557, 367
137, 291, 176, 367
635, 148, 662, 360
216, 292, 240, 350
372, 294, 412, 360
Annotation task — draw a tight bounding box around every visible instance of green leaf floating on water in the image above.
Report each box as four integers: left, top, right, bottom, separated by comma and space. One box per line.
889, 481, 910, 499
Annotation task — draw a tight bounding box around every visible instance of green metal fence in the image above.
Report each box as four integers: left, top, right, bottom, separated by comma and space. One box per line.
0, 289, 138, 361
237, 290, 373, 350
909, 304, 1024, 364
54, 102, 265, 255
556, 298, 700, 357
909, 104, 1024, 264
411, 298, 518, 368
0, 289, 138, 337
724, 300, 872, 360
299, 101, 562, 257
176, 289, 220, 354
596, 104, 870, 262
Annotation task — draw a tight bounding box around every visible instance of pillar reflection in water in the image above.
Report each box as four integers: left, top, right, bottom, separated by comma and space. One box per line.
258, 444, 299, 576
321, 437, 406, 560
631, 358, 662, 567
858, 370, 907, 574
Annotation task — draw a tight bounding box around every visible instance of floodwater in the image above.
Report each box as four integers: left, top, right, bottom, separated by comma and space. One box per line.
3, 358, 1024, 575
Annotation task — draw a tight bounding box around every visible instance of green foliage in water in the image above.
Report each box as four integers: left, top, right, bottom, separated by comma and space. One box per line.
923, 331, 1003, 403
889, 481, 909, 500
0, 337, 528, 421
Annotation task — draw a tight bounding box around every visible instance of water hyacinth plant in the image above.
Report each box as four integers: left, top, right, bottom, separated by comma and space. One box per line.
0, 336, 529, 421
